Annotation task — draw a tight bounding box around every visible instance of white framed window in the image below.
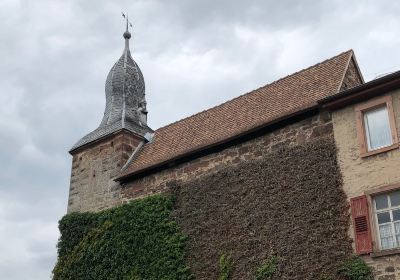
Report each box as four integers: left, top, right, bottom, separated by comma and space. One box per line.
374, 190, 400, 250
364, 106, 393, 151
355, 95, 399, 157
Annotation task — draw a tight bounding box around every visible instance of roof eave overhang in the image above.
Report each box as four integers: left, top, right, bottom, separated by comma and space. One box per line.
319, 70, 400, 111
116, 105, 319, 182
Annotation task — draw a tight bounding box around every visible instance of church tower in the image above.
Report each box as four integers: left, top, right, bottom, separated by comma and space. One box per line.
67, 20, 153, 213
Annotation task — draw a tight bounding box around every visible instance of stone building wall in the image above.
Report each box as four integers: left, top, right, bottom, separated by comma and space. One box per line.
121, 113, 333, 201
67, 131, 142, 213
332, 88, 400, 280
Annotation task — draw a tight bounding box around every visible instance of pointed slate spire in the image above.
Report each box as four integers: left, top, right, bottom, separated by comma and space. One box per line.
70, 16, 152, 153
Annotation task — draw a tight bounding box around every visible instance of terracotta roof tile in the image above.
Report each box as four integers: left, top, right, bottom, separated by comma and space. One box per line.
119, 50, 354, 179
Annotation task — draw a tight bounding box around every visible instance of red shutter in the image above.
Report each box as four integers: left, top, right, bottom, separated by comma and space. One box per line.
350, 195, 373, 255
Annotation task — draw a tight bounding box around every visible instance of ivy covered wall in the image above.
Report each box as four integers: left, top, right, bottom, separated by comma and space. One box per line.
172, 137, 353, 279
53, 196, 191, 280
54, 137, 368, 279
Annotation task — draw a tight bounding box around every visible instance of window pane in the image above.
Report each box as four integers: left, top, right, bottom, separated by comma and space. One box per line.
375, 194, 389, 210
390, 191, 400, 207
393, 209, 400, 221
395, 222, 400, 248
379, 224, 396, 249
395, 222, 400, 235
377, 212, 391, 224
364, 106, 392, 150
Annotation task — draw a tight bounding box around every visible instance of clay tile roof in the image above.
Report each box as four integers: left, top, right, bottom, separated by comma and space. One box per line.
119, 50, 355, 180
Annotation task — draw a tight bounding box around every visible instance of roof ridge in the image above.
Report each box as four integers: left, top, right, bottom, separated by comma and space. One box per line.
155, 49, 353, 133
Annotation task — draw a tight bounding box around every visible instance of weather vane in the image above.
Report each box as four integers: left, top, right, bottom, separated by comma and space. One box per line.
121, 12, 133, 32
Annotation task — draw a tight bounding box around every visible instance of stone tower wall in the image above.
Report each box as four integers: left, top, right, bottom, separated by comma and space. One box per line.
67, 131, 142, 213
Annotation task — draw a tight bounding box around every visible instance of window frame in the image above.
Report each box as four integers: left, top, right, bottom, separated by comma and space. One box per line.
366, 183, 400, 256
373, 193, 400, 250
355, 95, 399, 157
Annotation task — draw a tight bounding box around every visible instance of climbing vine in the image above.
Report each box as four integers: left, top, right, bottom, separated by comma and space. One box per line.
255, 256, 278, 280
218, 253, 233, 280
173, 138, 355, 279
53, 195, 192, 280
337, 255, 373, 280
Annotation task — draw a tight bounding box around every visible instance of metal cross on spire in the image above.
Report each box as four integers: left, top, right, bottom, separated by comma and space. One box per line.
121, 12, 133, 32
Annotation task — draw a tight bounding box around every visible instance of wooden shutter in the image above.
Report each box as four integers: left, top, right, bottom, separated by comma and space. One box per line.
350, 195, 372, 255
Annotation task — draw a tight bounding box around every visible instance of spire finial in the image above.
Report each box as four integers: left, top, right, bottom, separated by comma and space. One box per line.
121, 12, 133, 40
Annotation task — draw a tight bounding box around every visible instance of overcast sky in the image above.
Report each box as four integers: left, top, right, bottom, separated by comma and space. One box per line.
1, 0, 400, 279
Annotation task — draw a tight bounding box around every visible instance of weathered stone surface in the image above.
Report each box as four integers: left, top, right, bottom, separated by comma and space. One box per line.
67, 131, 142, 213
364, 254, 400, 279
